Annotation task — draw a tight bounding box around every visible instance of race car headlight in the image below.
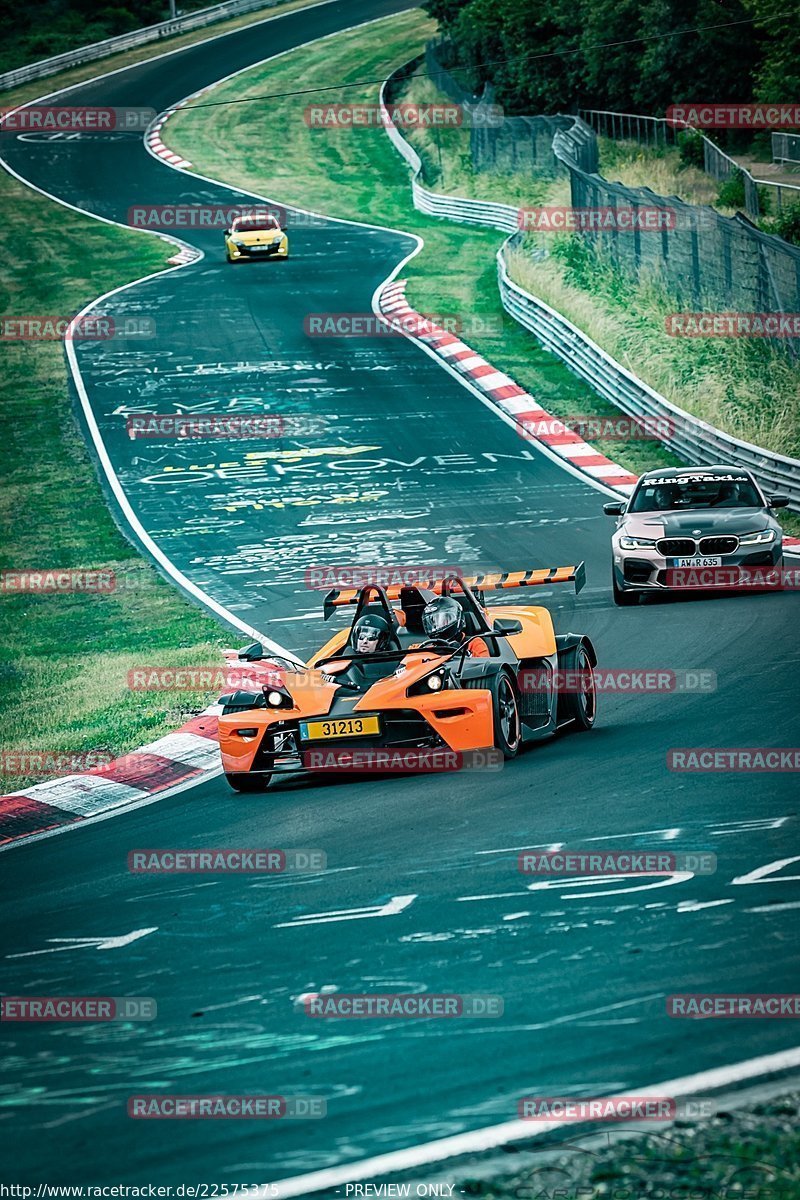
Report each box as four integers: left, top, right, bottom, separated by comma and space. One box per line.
406, 670, 450, 697
739, 528, 776, 545
263, 686, 294, 709
619, 535, 657, 550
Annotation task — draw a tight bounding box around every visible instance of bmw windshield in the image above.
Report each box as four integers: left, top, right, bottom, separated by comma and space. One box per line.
629, 475, 762, 513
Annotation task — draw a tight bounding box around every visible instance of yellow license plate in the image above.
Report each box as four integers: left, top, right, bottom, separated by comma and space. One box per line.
301, 715, 380, 741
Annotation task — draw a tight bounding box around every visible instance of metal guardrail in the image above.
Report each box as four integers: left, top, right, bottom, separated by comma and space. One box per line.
381, 69, 520, 235
0, 0, 283, 92
498, 251, 800, 509
381, 64, 800, 512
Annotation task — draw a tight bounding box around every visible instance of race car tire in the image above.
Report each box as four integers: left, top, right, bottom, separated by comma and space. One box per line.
225, 772, 272, 792
556, 642, 596, 731
491, 671, 521, 758
612, 574, 639, 606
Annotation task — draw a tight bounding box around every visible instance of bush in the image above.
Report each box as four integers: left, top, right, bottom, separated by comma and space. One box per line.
764, 203, 800, 247
716, 168, 746, 210
677, 129, 704, 170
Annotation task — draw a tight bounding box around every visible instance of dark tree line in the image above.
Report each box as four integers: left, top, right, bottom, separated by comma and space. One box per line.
2, 0, 197, 73
423, 0, 800, 116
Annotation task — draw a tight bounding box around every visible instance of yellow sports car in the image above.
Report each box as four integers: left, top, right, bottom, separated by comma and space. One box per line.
224, 214, 289, 262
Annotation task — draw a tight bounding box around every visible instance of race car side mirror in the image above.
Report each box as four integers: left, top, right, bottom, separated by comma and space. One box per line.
493, 618, 523, 635
603, 501, 625, 516
238, 641, 264, 661
768, 495, 790, 508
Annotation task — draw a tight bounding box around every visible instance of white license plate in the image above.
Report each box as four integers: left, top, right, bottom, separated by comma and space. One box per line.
670, 556, 722, 568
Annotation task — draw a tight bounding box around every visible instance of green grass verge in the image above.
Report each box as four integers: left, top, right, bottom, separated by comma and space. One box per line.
455, 1091, 800, 1199
0, 152, 226, 793
167, 9, 684, 489
0, 0, 342, 795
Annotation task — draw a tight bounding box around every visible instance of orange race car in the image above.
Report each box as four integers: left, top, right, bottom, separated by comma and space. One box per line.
217, 567, 597, 791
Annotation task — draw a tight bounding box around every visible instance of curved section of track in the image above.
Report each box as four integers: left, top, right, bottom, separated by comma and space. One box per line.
2, 2, 799, 1187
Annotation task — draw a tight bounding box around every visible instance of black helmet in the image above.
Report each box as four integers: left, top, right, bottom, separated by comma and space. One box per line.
422, 595, 465, 642
352, 613, 391, 655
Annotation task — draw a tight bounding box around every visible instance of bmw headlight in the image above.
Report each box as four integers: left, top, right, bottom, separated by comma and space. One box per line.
619, 535, 657, 550
739, 529, 775, 545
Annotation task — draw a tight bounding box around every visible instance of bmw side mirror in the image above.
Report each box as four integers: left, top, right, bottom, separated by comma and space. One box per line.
769, 495, 790, 508
238, 641, 264, 661
603, 501, 625, 516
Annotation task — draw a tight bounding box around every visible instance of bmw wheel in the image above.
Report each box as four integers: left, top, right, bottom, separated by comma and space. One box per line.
612, 572, 639, 607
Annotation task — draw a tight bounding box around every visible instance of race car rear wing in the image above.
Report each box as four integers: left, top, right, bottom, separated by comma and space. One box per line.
323, 563, 585, 617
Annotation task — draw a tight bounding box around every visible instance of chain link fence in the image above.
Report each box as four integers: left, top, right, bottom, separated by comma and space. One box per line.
423, 43, 800, 357
580, 108, 800, 218
773, 133, 800, 167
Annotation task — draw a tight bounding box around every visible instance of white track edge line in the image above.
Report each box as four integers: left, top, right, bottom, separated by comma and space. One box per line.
268, 1044, 800, 1197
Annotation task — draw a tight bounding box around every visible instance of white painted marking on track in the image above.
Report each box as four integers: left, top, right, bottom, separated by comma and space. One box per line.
731, 856, 800, 886
676, 899, 734, 912
7, 927, 157, 957
476, 828, 686, 856
274, 894, 416, 927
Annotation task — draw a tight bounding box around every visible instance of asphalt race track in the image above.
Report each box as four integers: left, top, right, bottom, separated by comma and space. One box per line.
1, 0, 800, 1188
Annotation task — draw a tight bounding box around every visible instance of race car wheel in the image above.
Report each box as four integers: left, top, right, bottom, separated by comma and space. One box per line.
612, 573, 639, 607
225, 772, 271, 793
492, 671, 521, 758
557, 643, 596, 731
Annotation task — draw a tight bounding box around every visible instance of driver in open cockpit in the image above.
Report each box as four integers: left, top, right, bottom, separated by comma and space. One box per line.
420, 595, 489, 657
351, 613, 393, 656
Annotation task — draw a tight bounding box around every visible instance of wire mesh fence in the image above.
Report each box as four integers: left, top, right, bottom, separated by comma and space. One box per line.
423, 43, 800, 357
